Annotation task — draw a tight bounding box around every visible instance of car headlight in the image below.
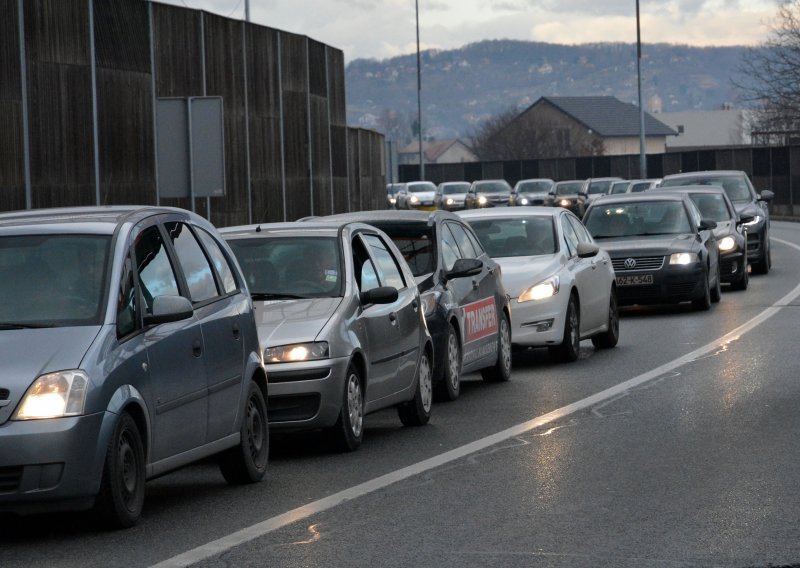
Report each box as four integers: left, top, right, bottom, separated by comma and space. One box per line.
718, 236, 736, 252
420, 290, 441, 317
14, 370, 89, 420
559, 199, 571, 207
518, 276, 560, 303
669, 252, 699, 265
743, 214, 763, 226
389, 197, 396, 204
445, 197, 454, 206
520, 198, 529, 205
264, 342, 329, 363
477, 195, 488, 205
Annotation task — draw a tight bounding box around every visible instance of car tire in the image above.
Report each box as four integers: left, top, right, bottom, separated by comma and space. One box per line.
219, 381, 269, 484
550, 294, 580, 362
434, 323, 461, 402
710, 263, 722, 303
692, 270, 712, 311
94, 412, 146, 529
731, 259, 749, 291
752, 238, 770, 275
398, 349, 433, 427
591, 288, 619, 349
330, 364, 364, 451
481, 312, 512, 382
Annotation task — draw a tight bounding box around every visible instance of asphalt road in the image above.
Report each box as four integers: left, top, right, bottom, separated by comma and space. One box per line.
4, 221, 800, 568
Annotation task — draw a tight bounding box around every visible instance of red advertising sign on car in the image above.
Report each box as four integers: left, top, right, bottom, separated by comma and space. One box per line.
462, 297, 498, 344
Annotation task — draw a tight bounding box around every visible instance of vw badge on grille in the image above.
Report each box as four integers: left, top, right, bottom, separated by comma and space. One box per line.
624, 258, 637, 269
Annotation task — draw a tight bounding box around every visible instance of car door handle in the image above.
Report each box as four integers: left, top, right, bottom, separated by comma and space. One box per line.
192, 338, 203, 357
471, 279, 479, 289
412, 300, 419, 311
389, 312, 398, 325
232, 322, 240, 340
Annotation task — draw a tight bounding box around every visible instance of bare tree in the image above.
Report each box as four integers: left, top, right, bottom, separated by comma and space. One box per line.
736, 1, 800, 143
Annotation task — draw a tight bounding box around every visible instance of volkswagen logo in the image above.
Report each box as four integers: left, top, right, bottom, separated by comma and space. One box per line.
624, 258, 637, 269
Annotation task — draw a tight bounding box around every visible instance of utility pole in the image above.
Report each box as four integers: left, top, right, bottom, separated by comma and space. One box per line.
245, 0, 250, 22
636, 0, 647, 178
415, 0, 424, 180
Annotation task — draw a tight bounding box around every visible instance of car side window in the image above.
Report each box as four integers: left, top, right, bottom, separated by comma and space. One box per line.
165, 222, 218, 303
448, 222, 478, 259
352, 236, 380, 293
561, 216, 580, 257
116, 253, 138, 338
465, 226, 486, 256
362, 234, 406, 289
439, 224, 461, 271
567, 215, 594, 244
196, 227, 238, 295
134, 226, 181, 316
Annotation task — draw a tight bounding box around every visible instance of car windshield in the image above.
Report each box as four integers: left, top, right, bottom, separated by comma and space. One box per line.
0, 234, 111, 327
587, 180, 614, 195
227, 236, 343, 299
516, 181, 552, 194
584, 201, 692, 238
473, 182, 509, 194
555, 182, 583, 195
468, 216, 556, 257
407, 183, 435, 193
688, 193, 732, 222
375, 223, 436, 277
629, 181, 651, 193
661, 175, 753, 203
610, 182, 630, 194
441, 183, 469, 195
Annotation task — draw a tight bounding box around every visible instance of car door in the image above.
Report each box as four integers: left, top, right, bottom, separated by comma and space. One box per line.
567, 214, 609, 331
165, 221, 245, 443
133, 221, 208, 461
559, 214, 596, 336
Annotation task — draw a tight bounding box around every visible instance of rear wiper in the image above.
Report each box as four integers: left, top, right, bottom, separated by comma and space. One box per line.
251, 293, 311, 301
0, 322, 56, 330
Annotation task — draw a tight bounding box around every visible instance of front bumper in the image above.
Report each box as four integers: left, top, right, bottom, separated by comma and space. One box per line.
720, 250, 746, 284
265, 356, 351, 430
510, 295, 566, 346
0, 412, 107, 512
614, 263, 706, 306
745, 226, 767, 262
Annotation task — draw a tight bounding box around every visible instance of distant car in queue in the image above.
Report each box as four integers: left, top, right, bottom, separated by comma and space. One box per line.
583, 177, 623, 207
464, 179, 513, 209
550, 180, 587, 217
397, 181, 437, 211
386, 183, 406, 209
609, 180, 631, 195
582, 192, 721, 311
435, 181, 470, 211
221, 221, 434, 452
459, 207, 618, 362
509, 178, 555, 206
310, 210, 512, 402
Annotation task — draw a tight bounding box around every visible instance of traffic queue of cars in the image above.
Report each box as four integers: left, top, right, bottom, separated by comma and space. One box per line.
0, 170, 772, 527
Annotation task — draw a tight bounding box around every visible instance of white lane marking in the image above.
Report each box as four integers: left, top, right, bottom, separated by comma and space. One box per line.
152, 239, 800, 568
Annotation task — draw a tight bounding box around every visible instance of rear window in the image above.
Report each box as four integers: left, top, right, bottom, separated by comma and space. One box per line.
467, 216, 556, 257
376, 223, 436, 277
661, 175, 753, 203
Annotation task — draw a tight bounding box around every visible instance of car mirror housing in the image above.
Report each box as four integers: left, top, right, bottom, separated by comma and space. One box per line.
758, 190, 775, 202
360, 286, 398, 305
699, 219, 718, 231
576, 242, 600, 258
738, 213, 755, 225
445, 258, 483, 280
143, 295, 194, 326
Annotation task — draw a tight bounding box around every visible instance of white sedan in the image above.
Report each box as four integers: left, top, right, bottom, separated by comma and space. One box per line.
458, 207, 619, 361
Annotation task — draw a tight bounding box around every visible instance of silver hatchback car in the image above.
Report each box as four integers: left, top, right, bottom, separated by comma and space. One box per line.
0, 207, 267, 527
221, 221, 434, 452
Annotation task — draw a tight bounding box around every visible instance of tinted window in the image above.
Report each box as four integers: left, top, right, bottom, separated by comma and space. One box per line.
117, 253, 138, 338
441, 183, 470, 194
468, 216, 556, 257
584, 201, 692, 238
362, 234, 406, 289
567, 215, 593, 244
135, 226, 181, 315
587, 180, 615, 195
516, 180, 553, 193
376, 223, 436, 277
447, 223, 478, 259
440, 224, 461, 271
165, 222, 218, 303
561, 217, 581, 256
197, 228, 238, 294
352, 236, 379, 293
556, 182, 584, 195
661, 175, 753, 203
688, 194, 732, 222
473, 181, 511, 194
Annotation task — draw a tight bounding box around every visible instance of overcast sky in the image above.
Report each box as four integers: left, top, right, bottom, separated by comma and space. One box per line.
158, 0, 776, 61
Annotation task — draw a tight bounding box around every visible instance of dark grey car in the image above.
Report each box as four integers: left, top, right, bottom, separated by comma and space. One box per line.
221, 221, 434, 452
0, 206, 267, 527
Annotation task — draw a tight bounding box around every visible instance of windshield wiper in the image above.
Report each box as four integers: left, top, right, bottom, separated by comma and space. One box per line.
0, 322, 56, 330
251, 292, 312, 301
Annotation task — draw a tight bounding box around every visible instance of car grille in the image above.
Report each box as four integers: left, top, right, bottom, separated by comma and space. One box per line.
0, 388, 8, 400
669, 282, 697, 295
612, 256, 665, 272
268, 394, 321, 422
720, 258, 737, 275
617, 285, 661, 299
0, 466, 23, 493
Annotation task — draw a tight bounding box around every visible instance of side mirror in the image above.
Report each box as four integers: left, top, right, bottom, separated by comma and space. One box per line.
738, 213, 755, 225
758, 190, 775, 202
548, 191, 555, 196
144, 295, 194, 326
578, 191, 588, 198
576, 242, 600, 258
360, 286, 398, 305
699, 219, 718, 231
445, 258, 483, 280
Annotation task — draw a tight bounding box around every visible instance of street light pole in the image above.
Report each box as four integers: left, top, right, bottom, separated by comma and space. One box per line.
636, 0, 647, 178
415, 0, 424, 180
245, 0, 250, 22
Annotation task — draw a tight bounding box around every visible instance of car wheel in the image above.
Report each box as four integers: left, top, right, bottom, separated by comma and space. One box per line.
731, 259, 749, 291
434, 323, 461, 402
330, 364, 364, 451
691, 270, 712, 311
591, 288, 619, 349
710, 262, 722, 303
95, 412, 145, 529
752, 238, 770, 275
481, 312, 512, 382
398, 349, 433, 426
219, 381, 269, 484
550, 294, 580, 362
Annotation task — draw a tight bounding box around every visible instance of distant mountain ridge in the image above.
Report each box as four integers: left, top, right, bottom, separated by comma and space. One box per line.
345, 39, 752, 141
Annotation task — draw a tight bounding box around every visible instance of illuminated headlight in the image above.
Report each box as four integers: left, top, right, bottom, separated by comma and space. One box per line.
14, 370, 89, 420
409, 195, 420, 204
743, 214, 763, 226
477, 195, 488, 205
389, 197, 396, 204
518, 276, 560, 303
265, 342, 329, 363
520, 198, 529, 205
669, 252, 699, 265
559, 199, 571, 207
445, 198, 454, 206
420, 290, 441, 317
718, 236, 736, 252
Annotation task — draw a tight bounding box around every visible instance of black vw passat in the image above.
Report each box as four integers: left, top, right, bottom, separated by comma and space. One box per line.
583, 192, 721, 311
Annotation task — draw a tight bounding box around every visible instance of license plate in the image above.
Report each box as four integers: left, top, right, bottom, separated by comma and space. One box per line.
418, 205, 436, 211
616, 274, 654, 286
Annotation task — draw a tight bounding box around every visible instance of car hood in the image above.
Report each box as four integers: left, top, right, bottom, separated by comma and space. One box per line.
596, 234, 697, 257
733, 202, 762, 219
253, 297, 343, 347
443, 193, 466, 200
0, 326, 101, 425
410, 191, 436, 201
554, 193, 580, 200
713, 220, 736, 239
495, 255, 562, 297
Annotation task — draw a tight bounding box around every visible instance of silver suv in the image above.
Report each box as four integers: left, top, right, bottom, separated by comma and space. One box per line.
0, 206, 267, 527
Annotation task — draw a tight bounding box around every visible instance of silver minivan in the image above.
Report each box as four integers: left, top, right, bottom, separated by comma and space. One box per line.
0, 206, 267, 527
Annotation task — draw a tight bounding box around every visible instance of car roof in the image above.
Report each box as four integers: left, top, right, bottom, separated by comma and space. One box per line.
458, 207, 559, 220
589, 191, 687, 206
554, 179, 584, 184
220, 220, 386, 239
656, 184, 728, 196
662, 170, 746, 179
0, 205, 201, 234
314, 210, 460, 225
